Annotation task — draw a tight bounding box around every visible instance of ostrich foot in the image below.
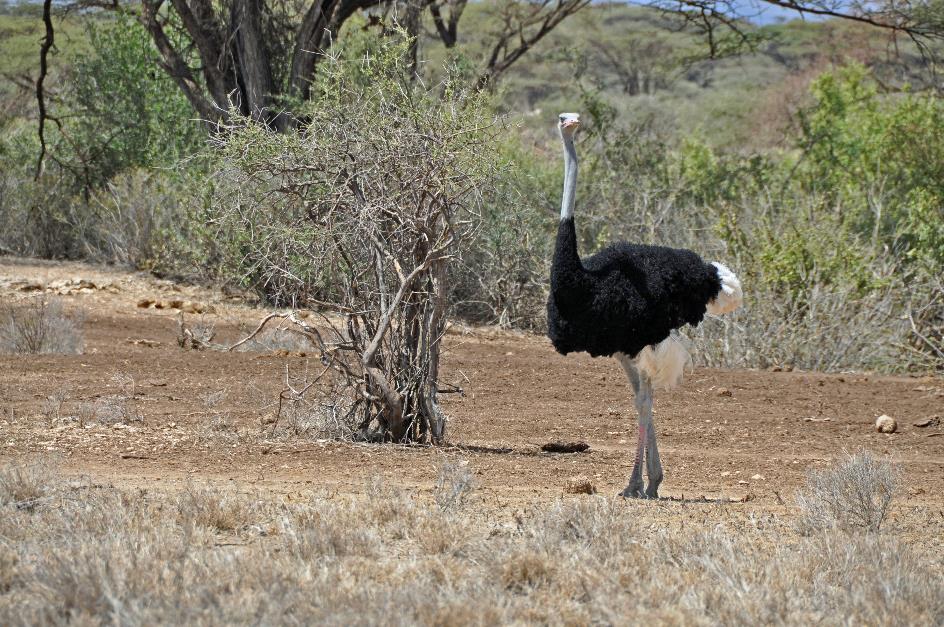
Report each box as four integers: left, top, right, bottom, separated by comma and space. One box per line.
619, 481, 645, 498
619, 481, 661, 499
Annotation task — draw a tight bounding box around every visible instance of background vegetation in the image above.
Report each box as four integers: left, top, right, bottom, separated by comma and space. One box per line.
1, 1, 942, 373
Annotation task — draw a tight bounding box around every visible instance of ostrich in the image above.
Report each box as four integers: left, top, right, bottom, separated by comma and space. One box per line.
548, 112, 743, 499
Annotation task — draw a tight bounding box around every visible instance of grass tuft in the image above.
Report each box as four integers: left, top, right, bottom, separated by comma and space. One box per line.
0, 460, 55, 511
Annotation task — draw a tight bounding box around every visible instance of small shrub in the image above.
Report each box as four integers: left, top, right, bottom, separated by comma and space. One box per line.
434, 460, 475, 512
796, 450, 900, 533
0, 297, 83, 355
234, 327, 310, 353
77, 373, 142, 425
176, 314, 216, 350
40, 387, 70, 425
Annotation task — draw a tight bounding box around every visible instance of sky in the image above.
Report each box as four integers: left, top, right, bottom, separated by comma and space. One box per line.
625, 0, 835, 25
727, 0, 833, 24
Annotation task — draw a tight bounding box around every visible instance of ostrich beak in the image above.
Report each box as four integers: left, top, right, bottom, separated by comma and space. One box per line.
561, 119, 580, 129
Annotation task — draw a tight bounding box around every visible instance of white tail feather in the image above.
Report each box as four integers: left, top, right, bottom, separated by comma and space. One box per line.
706, 262, 743, 315
635, 334, 692, 390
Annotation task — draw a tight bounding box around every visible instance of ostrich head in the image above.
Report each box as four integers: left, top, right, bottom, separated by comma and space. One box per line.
558, 112, 580, 140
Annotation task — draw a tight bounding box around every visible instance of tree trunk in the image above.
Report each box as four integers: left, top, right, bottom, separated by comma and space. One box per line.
418, 260, 449, 443
232, 0, 286, 129
140, 0, 222, 124
290, 0, 380, 100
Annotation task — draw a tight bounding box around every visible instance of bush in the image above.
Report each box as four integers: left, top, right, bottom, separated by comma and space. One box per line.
0, 297, 83, 355
0, 14, 202, 264
209, 36, 501, 442
66, 13, 201, 187
795, 450, 900, 534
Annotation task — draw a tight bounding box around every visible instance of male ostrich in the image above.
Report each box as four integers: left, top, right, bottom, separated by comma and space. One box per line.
548, 112, 743, 499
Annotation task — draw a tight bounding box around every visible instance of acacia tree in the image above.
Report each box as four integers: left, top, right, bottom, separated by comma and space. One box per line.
649, 0, 944, 60
63, 0, 585, 126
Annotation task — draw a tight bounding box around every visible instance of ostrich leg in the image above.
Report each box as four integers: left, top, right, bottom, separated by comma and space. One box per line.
616, 354, 644, 498
616, 353, 663, 498
639, 375, 662, 498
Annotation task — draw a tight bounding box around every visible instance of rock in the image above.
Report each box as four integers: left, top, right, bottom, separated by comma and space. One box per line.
914, 416, 941, 428
126, 339, 160, 348
751, 473, 765, 481
10, 280, 43, 292
716, 387, 733, 397
565, 476, 595, 495
137, 299, 155, 308
875, 414, 897, 434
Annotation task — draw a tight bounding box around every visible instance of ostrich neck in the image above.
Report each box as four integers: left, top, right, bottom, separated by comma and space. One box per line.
560, 136, 578, 221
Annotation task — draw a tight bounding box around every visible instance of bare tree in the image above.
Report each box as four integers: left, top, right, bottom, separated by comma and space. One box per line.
213, 46, 496, 442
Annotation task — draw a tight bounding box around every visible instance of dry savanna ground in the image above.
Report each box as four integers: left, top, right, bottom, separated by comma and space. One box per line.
1, 257, 943, 624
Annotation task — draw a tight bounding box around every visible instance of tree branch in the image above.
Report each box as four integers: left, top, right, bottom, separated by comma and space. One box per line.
139, 0, 222, 125
429, 0, 466, 47
35, 0, 55, 179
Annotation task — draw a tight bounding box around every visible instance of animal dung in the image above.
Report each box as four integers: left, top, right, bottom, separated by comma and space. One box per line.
541, 441, 590, 453
716, 387, 733, 397
565, 476, 596, 495
875, 414, 897, 434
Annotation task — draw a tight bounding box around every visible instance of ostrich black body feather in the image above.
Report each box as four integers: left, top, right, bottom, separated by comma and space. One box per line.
547, 217, 722, 358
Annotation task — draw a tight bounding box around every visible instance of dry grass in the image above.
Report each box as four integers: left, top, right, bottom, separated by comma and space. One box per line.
0, 460, 54, 510
0, 297, 83, 354
0, 458, 941, 625
177, 484, 263, 533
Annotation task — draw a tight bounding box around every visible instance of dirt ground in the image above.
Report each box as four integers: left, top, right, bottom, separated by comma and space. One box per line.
2, 256, 943, 527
